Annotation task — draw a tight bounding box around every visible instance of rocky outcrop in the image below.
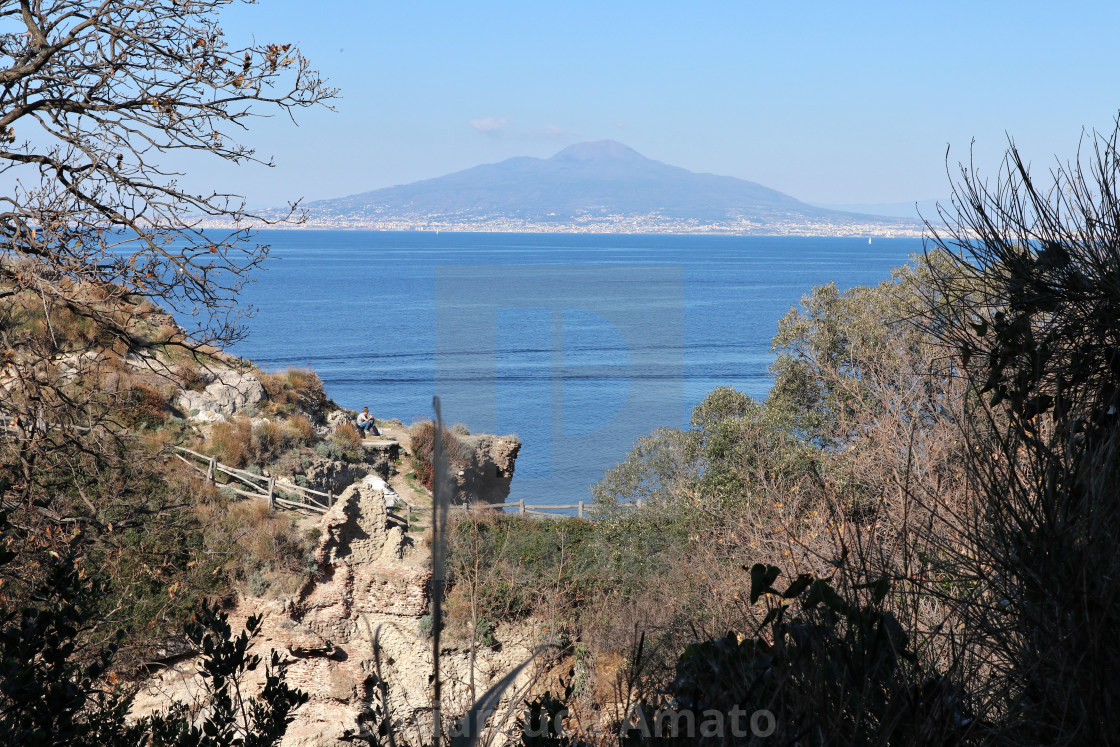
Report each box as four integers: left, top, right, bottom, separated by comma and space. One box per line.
299, 440, 399, 495
175, 367, 265, 421
358, 439, 399, 475
134, 481, 537, 746
302, 456, 372, 496
453, 434, 521, 505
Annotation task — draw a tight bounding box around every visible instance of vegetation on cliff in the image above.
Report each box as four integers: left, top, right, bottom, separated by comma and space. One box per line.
0, 0, 336, 742
4, 0, 1120, 743
437, 123, 1120, 745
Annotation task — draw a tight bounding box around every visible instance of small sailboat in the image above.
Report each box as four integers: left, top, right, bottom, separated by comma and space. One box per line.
868, 237, 872, 245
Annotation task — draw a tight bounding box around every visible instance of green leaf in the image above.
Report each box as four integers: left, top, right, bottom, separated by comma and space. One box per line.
805, 579, 847, 612
782, 574, 813, 599
759, 605, 786, 630
856, 576, 891, 603
1023, 394, 1054, 417
749, 563, 781, 603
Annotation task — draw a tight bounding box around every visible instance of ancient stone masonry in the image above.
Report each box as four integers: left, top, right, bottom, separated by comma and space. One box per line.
135, 481, 536, 746
253, 483, 434, 744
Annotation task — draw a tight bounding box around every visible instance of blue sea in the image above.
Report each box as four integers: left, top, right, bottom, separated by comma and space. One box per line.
228, 232, 922, 506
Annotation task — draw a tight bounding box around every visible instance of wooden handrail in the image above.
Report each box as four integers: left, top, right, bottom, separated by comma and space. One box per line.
397, 500, 638, 515
172, 445, 331, 514
169, 445, 643, 520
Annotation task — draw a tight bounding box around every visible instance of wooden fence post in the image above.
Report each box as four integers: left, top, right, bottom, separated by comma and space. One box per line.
267, 477, 275, 509
578, 501, 584, 518
207, 457, 216, 482
518, 498, 525, 516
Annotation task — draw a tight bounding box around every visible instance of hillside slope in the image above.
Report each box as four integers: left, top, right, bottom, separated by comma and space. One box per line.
299, 140, 921, 234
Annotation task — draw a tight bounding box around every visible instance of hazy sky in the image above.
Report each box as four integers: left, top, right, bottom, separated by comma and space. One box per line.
208, 0, 1120, 209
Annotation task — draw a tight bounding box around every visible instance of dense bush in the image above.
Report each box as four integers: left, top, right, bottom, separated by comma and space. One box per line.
208, 417, 255, 468
445, 514, 598, 632
207, 416, 300, 470
639, 566, 968, 745
409, 420, 470, 490
284, 414, 317, 445
335, 420, 362, 447
0, 510, 307, 746
913, 124, 1120, 746
259, 367, 330, 419
116, 383, 173, 429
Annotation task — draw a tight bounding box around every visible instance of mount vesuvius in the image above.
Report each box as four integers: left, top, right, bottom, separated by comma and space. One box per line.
294, 141, 923, 235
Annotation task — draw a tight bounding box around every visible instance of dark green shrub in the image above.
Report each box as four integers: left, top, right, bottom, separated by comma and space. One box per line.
517, 673, 590, 747
315, 440, 344, 461
247, 570, 269, 597
0, 515, 307, 746
638, 566, 969, 746
409, 420, 469, 491
418, 613, 435, 639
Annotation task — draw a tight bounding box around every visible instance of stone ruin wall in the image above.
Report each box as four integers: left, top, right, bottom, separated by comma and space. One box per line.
134, 482, 538, 746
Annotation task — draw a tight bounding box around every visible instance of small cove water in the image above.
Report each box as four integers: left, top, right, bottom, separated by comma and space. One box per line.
230, 231, 921, 506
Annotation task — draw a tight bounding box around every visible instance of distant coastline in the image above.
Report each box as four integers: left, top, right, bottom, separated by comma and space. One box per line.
220, 141, 931, 238
199, 215, 927, 238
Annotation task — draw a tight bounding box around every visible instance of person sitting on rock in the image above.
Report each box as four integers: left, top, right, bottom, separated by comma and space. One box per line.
356, 407, 380, 437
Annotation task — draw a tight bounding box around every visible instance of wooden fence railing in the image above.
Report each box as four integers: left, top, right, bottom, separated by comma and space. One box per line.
173, 446, 336, 514
5, 425, 640, 521
173, 446, 642, 522
381, 498, 641, 531
398, 498, 642, 519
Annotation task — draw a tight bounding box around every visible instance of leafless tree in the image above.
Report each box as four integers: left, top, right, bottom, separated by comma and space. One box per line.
0, 0, 334, 510
916, 121, 1120, 745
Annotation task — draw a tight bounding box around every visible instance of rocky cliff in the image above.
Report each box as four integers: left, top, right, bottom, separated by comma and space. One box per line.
6, 286, 536, 742
134, 481, 539, 745
447, 432, 521, 505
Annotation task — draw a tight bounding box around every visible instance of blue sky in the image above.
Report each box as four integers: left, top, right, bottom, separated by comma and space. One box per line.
210, 0, 1120, 209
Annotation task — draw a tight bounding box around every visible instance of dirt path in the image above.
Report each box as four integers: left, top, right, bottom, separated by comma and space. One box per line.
373, 423, 429, 507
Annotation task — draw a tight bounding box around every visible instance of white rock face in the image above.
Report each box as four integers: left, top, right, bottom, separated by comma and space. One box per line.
361, 474, 403, 507
133, 482, 538, 746
177, 367, 265, 419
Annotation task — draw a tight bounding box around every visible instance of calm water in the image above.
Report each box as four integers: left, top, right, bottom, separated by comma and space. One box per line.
228, 231, 921, 505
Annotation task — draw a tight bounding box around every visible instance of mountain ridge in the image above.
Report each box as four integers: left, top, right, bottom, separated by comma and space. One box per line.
293, 140, 924, 235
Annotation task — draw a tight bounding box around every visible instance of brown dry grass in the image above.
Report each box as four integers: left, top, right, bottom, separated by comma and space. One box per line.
409, 420, 470, 490
205, 416, 297, 469
250, 419, 286, 461
223, 498, 315, 599
208, 417, 253, 468
175, 362, 208, 392
259, 367, 328, 416
283, 414, 316, 444
335, 420, 361, 446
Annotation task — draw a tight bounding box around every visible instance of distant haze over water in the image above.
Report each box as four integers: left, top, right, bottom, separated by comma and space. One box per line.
232, 231, 921, 506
